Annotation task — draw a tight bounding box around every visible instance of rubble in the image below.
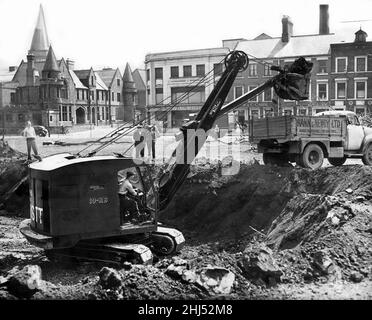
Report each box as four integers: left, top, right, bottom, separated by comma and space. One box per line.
99, 267, 123, 290
239, 244, 282, 285
195, 267, 235, 295
6, 265, 42, 298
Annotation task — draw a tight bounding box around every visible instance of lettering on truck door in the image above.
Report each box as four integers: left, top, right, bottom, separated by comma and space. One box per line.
346, 115, 364, 150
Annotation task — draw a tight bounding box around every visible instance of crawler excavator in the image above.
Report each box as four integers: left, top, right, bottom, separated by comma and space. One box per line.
19, 51, 312, 264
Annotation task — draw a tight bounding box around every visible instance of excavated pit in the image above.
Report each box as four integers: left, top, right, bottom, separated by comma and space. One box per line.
0, 142, 371, 299
161, 163, 372, 245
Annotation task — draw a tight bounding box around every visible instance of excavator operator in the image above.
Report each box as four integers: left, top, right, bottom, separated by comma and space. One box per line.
118, 171, 143, 224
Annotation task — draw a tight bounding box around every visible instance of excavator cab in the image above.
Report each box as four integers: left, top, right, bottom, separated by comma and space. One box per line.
20, 153, 184, 264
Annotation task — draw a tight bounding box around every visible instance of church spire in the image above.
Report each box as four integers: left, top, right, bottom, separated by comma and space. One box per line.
29, 4, 50, 61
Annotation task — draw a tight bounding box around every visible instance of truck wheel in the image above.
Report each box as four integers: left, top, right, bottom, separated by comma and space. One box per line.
328, 157, 346, 166
362, 144, 372, 165
301, 144, 324, 170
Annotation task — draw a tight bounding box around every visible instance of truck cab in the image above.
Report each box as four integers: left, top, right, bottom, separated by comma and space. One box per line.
315, 110, 372, 153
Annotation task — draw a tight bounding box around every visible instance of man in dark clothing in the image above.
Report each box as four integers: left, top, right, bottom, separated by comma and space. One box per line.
118, 171, 142, 224
146, 125, 159, 160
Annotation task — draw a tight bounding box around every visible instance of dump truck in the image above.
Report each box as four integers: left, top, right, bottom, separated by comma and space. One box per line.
249, 110, 372, 169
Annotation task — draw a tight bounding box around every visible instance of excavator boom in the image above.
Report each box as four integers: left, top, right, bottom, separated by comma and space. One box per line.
157, 52, 312, 211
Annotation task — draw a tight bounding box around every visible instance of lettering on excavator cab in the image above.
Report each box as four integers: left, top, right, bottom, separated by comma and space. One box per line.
89, 196, 109, 205
30, 205, 43, 224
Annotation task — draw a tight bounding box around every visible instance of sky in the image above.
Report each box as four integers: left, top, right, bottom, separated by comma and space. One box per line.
0, 0, 371, 73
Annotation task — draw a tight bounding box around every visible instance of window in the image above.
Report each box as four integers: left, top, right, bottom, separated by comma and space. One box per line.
263, 88, 272, 102
155, 68, 163, 80
117, 92, 121, 102
318, 60, 328, 74
264, 63, 272, 76
213, 63, 223, 76
336, 82, 347, 99
196, 64, 205, 77
61, 88, 68, 99
62, 106, 68, 121
146, 69, 150, 82
91, 91, 94, 100
170, 66, 179, 78
155, 88, 163, 104
91, 76, 94, 86
102, 91, 105, 100
251, 109, 260, 119
96, 90, 100, 101
68, 106, 72, 121
112, 92, 115, 101
248, 64, 257, 77
117, 79, 121, 86
57, 87, 60, 98
183, 65, 192, 77
10, 92, 15, 103
355, 107, 366, 116
171, 86, 205, 104
18, 114, 24, 122
355, 81, 366, 99
248, 86, 258, 102
336, 57, 347, 73
317, 82, 328, 100
355, 56, 367, 72
298, 108, 307, 115
234, 86, 243, 99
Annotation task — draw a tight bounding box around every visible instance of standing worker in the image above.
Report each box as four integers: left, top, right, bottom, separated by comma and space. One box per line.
149, 124, 160, 161
133, 124, 145, 158
21, 121, 41, 161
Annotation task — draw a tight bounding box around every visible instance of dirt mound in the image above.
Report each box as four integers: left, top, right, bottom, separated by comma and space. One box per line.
0, 141, 29, 216
161, 164, 372, 242
161, 163, 372, 285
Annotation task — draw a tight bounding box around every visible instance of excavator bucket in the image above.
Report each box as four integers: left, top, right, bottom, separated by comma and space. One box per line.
273, 57, 313, 101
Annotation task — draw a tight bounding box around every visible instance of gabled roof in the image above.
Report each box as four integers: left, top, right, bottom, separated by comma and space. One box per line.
94, 72, 108, 90
29, 4, 50, 53
12, 60, 45, 86
43, 46, 59, 72
235, 32, 356, 59
132, 69, 146, 91
73, 69, 92, 80
69, 69, 87, 89
0, 69, 17, 83
95, 68, 118, 87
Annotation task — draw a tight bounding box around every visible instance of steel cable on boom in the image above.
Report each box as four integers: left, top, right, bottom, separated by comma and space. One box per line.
120, 72, 223, 155
77, 58, 225, 156
88, 71, 218, 156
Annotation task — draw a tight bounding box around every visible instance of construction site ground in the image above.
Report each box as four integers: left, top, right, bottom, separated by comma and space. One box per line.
0, 131, 371, 300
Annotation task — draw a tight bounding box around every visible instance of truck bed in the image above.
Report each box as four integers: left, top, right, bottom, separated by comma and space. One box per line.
249, 115, 347, 143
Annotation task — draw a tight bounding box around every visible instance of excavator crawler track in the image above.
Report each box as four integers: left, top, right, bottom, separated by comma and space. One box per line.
45, 242, 153, 265
150, 226, 185, 256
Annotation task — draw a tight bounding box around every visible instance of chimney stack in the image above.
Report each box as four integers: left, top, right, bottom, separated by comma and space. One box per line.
319, 4, 329, 35
26, 54, 35, 86
66, 59, 75, 70
282, 16, 293, 43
